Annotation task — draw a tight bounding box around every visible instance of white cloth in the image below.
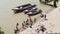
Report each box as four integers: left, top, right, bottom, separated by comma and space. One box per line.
14, 8, 19, 9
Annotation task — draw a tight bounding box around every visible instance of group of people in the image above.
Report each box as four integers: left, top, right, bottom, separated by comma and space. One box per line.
14, 12, 47, 34
21, 16, 36, 29
14, 16, 37, 34
40, 12, 47, 20
35, 25, 46, 34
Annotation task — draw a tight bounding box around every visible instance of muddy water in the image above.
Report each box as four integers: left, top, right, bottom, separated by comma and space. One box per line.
0, 0, 54, 34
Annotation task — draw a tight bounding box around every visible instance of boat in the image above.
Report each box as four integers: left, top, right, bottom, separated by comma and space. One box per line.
26, 9, 42, 16
12, 3, 36, 14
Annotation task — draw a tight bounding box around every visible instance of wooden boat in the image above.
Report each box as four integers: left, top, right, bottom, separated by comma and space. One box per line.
12, 4, 36, 14
24, 8, 37, 14
26, 9, 42, 16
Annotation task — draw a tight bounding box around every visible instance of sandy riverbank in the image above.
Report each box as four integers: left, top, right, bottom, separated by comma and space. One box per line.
0, 0, 60, 34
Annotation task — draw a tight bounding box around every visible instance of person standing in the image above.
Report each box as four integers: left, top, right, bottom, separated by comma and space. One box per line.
28, 15, 33, 26
40, 25, 46, 34
44, 14, 47, 20
14, 23, 20, 34
34, 18, 37, 23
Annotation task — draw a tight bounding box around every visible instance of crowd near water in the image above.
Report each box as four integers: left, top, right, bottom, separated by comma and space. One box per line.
1, 0, 59, 34
14, 12, 47, 34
